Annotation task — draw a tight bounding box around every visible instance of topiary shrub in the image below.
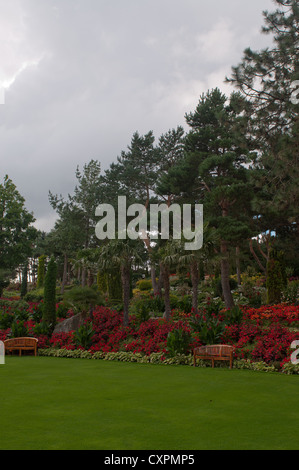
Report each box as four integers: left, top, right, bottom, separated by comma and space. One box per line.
64, 286, 104, 316
37, 255, 47, 288
136, 279, 152, 291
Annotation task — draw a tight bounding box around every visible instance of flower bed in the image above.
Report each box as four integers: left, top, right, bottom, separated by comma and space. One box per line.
1, 300, 299, 372
243, 304, 299, 325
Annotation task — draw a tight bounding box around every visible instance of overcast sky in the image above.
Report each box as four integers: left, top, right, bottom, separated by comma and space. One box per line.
0, 0, 275, 233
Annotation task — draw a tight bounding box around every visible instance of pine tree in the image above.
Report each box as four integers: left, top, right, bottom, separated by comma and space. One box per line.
163, 89, 255, 309
227, 0, 299, 247
0, 175, 37, 287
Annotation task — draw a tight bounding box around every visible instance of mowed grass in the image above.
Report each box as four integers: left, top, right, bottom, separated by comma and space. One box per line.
0, 356, 298, 450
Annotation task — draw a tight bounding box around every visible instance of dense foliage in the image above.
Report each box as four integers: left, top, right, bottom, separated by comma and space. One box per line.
1, 290, 298, 373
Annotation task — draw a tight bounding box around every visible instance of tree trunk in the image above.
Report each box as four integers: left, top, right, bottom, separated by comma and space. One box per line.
121, 265, 131, 327
220, 240, 235, 309
236, 246, 241, 285
87, 270, 94, 287
61, 253, 68, 295
190, 260, 199, 314
150, 264, 159, 295
161, 263, 171, 321
81, 268, 86, 287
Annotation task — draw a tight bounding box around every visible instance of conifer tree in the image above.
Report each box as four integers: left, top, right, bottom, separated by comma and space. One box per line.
227, 0, 299, 247
37, 254, 47, 288
163, 89, 254, 309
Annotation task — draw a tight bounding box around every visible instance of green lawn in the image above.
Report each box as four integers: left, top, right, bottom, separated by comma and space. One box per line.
0, 356, 298, 450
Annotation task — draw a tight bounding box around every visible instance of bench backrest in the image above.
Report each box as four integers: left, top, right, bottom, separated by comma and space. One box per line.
4, 337, 38, 347
194, 344, 234, 357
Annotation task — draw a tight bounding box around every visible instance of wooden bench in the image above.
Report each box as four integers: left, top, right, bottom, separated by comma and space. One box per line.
193, 344, 234, 369
4, 337, 38, 356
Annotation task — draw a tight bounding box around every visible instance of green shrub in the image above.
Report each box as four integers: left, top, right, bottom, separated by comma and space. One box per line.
30, 303, 43, 323
213, 277, 238, 298
33, 321, 53, 337
131, 298, 151, 323
223, 305, 244, 325
0, 274, 10, 298
282, 280, 299, 305
130, 294, 165, 316
97, 271, 108, 293
24, 289, 44, 302
136, 279, 152, 291
56, 302, 71, 319
107, 270, 122, 301
0, 312, 14, 330
73, 323, 95, 350
205, 299, 223, 316
189, 315, 226, 345
175, 295, 192, 313
166, 328, 191, 356
14, 307, 30, 323
282, 361, 299, 375
10, 320, 29, 338
64, 286, 104, 315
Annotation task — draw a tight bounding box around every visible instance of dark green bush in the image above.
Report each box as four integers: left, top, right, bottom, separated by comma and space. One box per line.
10, 320, 29, 338
24, 290, 44, 302
64, 286, 104, 315
131, 298, 151, 323
213, 277, 238, 298
0, 312, 14, 330
33, 321, 53, 337
73, 323, 95, 350
175, 295, 192, 313
166, 328, 191, 356
56, 302, 71, 319
136, 279, 152, 291
223, 305, 244, 325
189, 315, 226, 345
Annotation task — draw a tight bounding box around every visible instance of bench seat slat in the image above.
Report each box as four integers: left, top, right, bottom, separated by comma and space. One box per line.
193, 344, 234, 369
4, 337, 38, 356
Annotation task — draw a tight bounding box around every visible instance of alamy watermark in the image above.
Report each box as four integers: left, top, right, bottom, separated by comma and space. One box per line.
290, 340, 299, 365
95, 196, 203, 251
0, 341, 4, 365
290, 80, 299, 105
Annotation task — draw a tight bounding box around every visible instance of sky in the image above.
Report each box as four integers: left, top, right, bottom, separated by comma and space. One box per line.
0, 0, 275, 233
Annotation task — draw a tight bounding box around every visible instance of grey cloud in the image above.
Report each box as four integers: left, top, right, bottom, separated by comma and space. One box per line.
0, 0, 274, 232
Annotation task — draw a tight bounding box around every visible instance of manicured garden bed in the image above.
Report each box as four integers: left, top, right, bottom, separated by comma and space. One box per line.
1, 297, 299, 373
1, 356, 298, 450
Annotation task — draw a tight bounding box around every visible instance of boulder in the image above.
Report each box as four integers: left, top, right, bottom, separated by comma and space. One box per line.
53, 312, 85, 334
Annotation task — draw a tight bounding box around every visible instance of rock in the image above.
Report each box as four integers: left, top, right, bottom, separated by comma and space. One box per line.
53, 312, 85, 334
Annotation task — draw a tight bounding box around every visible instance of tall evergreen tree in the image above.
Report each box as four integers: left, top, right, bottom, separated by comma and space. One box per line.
226, 0, 299, 249
163, 89, 255, 308
0, 175, 37, 285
